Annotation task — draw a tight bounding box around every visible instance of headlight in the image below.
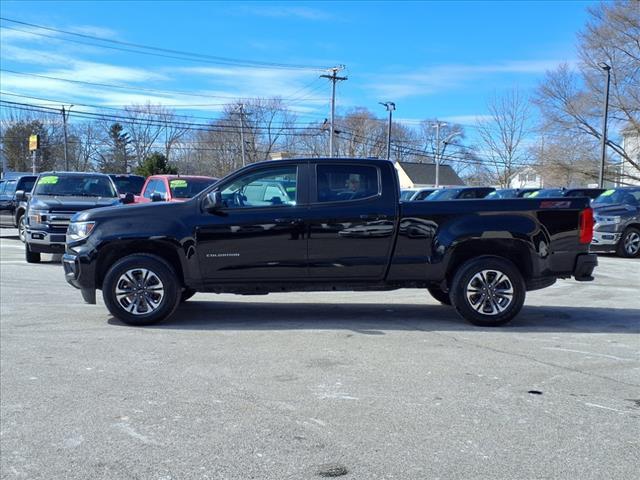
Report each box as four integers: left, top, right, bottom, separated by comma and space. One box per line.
28, 209, 48, 227
595, 215, 621, 225
67, 221, 96, 241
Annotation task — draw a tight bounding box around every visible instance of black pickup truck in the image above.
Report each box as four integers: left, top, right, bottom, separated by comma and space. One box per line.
63, 158, 597, 327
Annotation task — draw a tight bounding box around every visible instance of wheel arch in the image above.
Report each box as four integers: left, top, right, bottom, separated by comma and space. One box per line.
14, 206, 26, 227
445, 239, 533, 286
96, 240, 185, 289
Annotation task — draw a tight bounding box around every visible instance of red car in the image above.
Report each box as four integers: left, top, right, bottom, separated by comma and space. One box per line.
135, 175, 218, 203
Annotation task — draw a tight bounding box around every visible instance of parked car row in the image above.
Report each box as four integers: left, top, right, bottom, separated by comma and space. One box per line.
400, 186, 608, 202
0, 171, 218, 263
400, 185, 640, 258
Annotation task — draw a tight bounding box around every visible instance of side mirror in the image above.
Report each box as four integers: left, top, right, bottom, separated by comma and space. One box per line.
205, 190, 223, 211
122, 192, 135, 204
15, 190, 26, 202
151, 192, 165, 202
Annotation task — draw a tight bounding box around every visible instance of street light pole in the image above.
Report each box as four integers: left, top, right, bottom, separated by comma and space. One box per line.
598, 62, 611, 188
432, 121, 447, 187
379, 102, 396, 160
62, 105, 73, 171
238, 103, 246, 168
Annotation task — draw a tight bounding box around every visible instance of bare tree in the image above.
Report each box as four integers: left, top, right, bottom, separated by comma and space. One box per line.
70, 121, 103, 171
477, 89, 532, 187
334, 108, 387, 158
117, 103, 189, 168
157, 109, 190, 162
534, 1, 640, 180
529, 133, 605, 187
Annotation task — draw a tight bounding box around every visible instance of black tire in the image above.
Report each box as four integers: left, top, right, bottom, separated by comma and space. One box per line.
450, 256, 525, 327
25, 243, 41, 263
180, 288, 197, 303
102, 254, 181, 326
427, 286, 452, 305
616, 227, 640, 258
17, 215, 26, 243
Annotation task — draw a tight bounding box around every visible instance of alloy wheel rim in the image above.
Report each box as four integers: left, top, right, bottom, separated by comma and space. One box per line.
624, 232, 640, 255
115, 268, 164, 316
465, 269, 514, 316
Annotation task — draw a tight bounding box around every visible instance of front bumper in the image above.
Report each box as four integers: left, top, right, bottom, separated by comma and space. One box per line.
26, 228, 67, 253
591, 230, 621, 248
573, 253, 598, 281
63, 251, 97, 304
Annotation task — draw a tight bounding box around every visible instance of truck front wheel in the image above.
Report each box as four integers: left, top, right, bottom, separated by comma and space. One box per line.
102, 254, 181, 326
450, 256, 525, 327
18, 215, 26, 243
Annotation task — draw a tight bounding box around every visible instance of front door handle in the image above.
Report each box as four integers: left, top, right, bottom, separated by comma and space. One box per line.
359, 214, 387, 221
275, 217, 304, 225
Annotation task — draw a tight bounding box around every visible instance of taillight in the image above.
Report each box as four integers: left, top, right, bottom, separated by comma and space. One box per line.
579, 208, 594, 244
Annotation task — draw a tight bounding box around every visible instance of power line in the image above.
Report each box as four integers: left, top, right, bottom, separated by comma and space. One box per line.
0, 17, 330, 71
0, 100, 327, 137
0, 69, 326, 104
0, 98, 529, 168
0, 91, 324, 126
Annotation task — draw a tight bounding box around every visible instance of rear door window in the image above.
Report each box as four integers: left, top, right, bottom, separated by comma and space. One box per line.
316, 164, 380, 203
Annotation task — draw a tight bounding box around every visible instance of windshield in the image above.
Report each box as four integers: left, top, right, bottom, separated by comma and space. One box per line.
33, 175, 118, 197
593, 188, 640, 206
425, 189, 461, 200
530, 189, 564, 198
1, 180, 17, 195
487, 190, 517, 199
111, 176, 145, 195
169, 178, 217, 199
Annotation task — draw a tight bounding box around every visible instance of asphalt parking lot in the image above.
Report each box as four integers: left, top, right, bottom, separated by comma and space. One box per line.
1, 228, 638, 480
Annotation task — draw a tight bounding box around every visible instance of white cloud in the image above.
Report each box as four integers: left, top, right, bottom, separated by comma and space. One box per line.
236, 5, 334, 21
48, 61, 167, 84
0, 20, 329, 119
69, 25, 119, 38
441, 114, 493, 125
178, 66, 327, 104
365, 59, 574, 99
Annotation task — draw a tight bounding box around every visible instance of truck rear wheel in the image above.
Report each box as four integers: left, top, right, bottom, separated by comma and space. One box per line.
102, 254, 181, 326
616, 227, 640, 258
450, 256, 525, 327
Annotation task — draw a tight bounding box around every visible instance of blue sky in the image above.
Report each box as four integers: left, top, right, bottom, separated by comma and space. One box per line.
0, 0, 596, 129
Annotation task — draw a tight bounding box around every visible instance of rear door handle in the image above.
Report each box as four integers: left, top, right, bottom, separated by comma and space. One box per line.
359, 214, 387, 221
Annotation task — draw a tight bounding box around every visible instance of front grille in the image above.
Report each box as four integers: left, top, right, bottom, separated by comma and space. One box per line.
48, 214, 74, 227
47, 210, 76, 227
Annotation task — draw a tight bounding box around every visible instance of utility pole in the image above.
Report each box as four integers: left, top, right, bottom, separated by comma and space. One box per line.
597, 62, 611, 188
379, 102, 396, 160
61, 105, 73, 171
432, 121, 447, 187
237, 103, 246, 167
320, 66, 347, 157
